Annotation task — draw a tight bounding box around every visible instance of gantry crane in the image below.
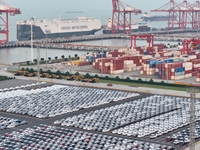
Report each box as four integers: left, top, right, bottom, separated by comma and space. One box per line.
111, 0, 142, 34
0, 0, 21, 44
151, 0, 200, 30
130, 34, 154, 54
182, 38, 200, 54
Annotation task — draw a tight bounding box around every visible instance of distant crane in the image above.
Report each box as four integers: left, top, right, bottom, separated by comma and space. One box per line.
111, 0, 142, 34
151, 0, 200, 30
0, 0, 21, 44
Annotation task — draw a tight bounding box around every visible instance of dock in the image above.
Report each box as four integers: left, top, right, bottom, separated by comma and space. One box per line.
1, 28, 200, 50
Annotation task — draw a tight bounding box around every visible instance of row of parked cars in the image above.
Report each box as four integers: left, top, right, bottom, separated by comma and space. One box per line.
0, 124, 175, 150
54, 95, 181, 132
0, 116, 28, 130
0, 82, 47, 92
165, 121, 200, 146
0, 84, 139, 119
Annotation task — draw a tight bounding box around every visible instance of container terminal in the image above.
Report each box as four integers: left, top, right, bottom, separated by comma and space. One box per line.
1, 0, 200, 150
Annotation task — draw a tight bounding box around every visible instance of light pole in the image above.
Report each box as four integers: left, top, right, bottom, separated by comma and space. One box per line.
36, 42, 41, 88
31, 23, 33, 63
187, 86, 199, 150
45, 33, 48, 69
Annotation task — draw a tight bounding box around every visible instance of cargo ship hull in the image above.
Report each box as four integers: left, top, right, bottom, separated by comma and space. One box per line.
142, 16, 176, 22
102, 25, 151, 34
17, 16, 102, 41
17, 25, 100, 41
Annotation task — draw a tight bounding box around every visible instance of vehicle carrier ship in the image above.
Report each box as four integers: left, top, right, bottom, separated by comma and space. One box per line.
17, 16, 102, 41
102, 18, 151, 34
141, 12, 177, 22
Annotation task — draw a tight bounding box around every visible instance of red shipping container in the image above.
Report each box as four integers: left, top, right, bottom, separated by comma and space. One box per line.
191, 59, 200, 64
188, 51, 196, 55
118, 57, 129, 61
80, 62, 90, 66
197, 73, 200, 78
197, 53, 200, 59
192, 71, 199, 76
193, 67, 200, 71
185, 70, 193, 74
169, 62, 183, 68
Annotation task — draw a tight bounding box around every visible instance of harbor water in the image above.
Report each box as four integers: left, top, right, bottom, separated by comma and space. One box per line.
0, 38, 179, 64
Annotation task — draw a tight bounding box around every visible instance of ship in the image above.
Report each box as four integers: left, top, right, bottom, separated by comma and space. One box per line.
141, 12, 176, 22
102, 18, 151, 34
65, 11, 83, 13
17, 16, 102, 41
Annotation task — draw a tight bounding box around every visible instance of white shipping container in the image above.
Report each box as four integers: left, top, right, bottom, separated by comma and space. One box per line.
196, 78, 200, 82
124, 60, 134, 65
171, 76, 175, 80
149, 68, 155, 72
193, 64, 200, 68
136, 66, 142, 70
110, 69, 124, 74
184, 73, 192, 78
106, 54, 112, 57
142, 55, 152, 59
183, 62, 192, 67
184, 66, 193, 71
105, 62, 111, 66
188, 55, 197, 60
140, 70, 144, 74
93, 62, 95, 66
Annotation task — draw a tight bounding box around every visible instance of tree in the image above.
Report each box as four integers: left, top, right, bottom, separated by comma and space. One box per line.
29, 68, 35, 73
55, 56, 58, 60
94, 74, 99, 78
21, 68, 25, 71
74, 54, 78, 58
47, 70, 52, 75
75, 72, 79, 76
84, 73, 90, 78
68, 55, 71, 59
149, 79, 154, 82
33, 59, 37, 63
56, 70, 61, 75
39, 68, 43, 74
48, 57, 51, 61
40, 58, 44, 62
115, 76, 120, 80
61, 55, 65, 59
125, 77, 130, 81
65, 71, 70, 76
25, 68, 29, 72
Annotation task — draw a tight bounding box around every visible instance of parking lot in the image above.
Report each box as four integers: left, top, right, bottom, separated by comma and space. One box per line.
0, 79, 198, 149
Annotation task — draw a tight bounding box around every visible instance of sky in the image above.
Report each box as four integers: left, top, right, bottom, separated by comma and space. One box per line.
2, 0, 198, 41
5, 0, 193, 13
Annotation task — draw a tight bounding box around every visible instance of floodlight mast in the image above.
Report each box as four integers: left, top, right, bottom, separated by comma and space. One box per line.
187, 87, 199, 150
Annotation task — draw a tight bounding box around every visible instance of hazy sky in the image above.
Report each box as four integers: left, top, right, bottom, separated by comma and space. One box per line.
5, 0, 193, 12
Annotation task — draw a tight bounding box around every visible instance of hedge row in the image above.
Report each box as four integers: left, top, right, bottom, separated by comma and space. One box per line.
0, 76, 14, 81
64, 71, 186, 88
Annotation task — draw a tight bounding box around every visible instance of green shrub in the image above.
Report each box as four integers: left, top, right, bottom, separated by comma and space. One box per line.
65, 71, 70, 76
84, 73, 91, 78
75, 72, 79, 76
149, 79, 154, 82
